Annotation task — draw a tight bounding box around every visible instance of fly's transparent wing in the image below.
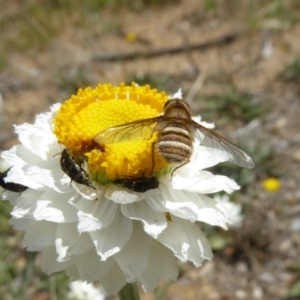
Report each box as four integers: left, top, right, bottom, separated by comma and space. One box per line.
94, 117, 163, 144
192, 120, 255, 169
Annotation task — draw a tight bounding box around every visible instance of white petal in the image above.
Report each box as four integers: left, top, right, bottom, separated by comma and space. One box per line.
11, 189, 43, 218
44, 159, 75, 193
105, 186, 144, 204
188, 222, 213, 265
172, 170, 240, 194
169, 88, 182, 99
192, 116, 216, 130
75, 249, 115, 282
41, 246, 74, 274
185, 145, 228, 172
73, 186, 99, 200
55, 223, 94, 262
71, 181, 100, 200
50, 103, 61, 116
121, 201, 168, 238
163, 190, 229, 228
23, 220, 56, 251
199, 120, 215, 129
147, 189, 198, 222
194, 128, 235, 161
14, 111, 60, 160
138, 241, 178, 293
114, 222, 152, 282
4, 165, 44, 190
1, 146, 27, 168
3, 145, 74, 193
11, 189, 78, 222
66, 265, 81, 281
24, 165, 59, 191
99, 261, 126, 295
90, 209, 132, 261
192, 193, 229, 228
214, 195, 243, 227
2, 190, 21, 205
9, 217, 31, 230
157, 217, 213, 266
35, 190, 79, 222
24, 161, 72, 193
77, 198, 118, 233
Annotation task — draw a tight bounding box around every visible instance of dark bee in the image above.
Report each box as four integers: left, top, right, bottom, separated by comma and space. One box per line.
114, 176, 159, 193
0, 168, 28, 192
60, 149, 95, 189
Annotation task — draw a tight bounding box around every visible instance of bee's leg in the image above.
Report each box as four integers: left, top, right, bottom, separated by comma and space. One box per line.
171, 160, 190, 176
150, 142, 156, 176
53, 151, 62, 158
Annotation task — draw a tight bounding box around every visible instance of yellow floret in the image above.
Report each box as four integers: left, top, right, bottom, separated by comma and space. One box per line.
53, 82, 169, 182
262, 177, 281, 192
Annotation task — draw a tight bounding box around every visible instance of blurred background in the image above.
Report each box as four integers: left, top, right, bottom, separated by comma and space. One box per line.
0, 0, 300, 299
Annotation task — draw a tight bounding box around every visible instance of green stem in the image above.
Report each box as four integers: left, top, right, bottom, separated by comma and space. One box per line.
155, 281, 173, 300
118, 283, 140, 300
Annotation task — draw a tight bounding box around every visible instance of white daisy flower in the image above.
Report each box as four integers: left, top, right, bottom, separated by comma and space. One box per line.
68, 281, 105, 300
1, 83, 253, 296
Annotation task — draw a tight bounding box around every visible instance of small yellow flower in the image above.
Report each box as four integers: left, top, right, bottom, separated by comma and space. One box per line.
126, 32, 137, 42
53, 82, 169, 183
262, 177, 281, 192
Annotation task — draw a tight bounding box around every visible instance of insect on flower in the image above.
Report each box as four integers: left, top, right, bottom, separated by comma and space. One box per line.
94, 99, 255, 172
60, 149, 95, 189
114, 176, 159, 193
113, 142, 159, 192
0, 169, 28, 192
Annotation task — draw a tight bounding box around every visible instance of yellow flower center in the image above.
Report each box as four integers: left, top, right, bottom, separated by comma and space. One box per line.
53, 82, 170, 183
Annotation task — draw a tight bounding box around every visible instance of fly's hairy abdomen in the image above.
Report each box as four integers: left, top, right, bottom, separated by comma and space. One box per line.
158, 122, 193, 164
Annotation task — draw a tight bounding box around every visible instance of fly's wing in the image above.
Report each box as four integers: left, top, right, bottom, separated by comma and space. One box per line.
192, 120, 255, 169
94, 117, 163, 144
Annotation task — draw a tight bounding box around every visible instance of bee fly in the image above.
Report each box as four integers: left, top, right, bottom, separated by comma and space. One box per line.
60, 149, 95, 189
0, 168, 28, 192
94, 98, 255, 172
114, 176, 159, 193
